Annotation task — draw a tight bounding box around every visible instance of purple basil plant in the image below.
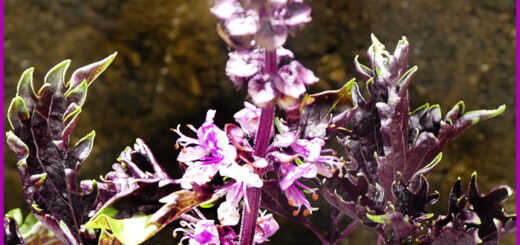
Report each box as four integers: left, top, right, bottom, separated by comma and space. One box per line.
4, 1, 516, 245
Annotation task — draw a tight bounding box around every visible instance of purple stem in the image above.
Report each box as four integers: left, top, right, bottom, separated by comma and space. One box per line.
334, 219, 360, 244
238, 50, 277, 245
301, 220, 329, 245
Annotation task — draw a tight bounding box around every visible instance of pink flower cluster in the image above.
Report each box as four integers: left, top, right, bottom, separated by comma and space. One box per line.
226, 48, 319, 110
174, 102, 345, 224
174, 211, 279, 244
211, 0, 312, 50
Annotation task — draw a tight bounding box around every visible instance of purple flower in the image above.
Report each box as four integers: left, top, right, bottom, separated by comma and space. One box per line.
174, 110, 238, 189
211, 0, 312, 50
217, 201, 242, 226
178, 164, 220, 189
254, 211, 280, 243
174, 219, 220, 245
279, 162, 318, 215
271, 133, 346, 177
226, 49, 263, 85
217, 164, 264, 225
234, 102, 261, 137
225, 9, 260, 36
210, 0, 240, 19
226, 47, 318, 110
226, 47, 293, 88
247, 74, 278, 107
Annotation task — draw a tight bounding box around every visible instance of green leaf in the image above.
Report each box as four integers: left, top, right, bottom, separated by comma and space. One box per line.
64, 79, 88, 107
7, 96, 30, 130
84, 214, 151, 245
7, 209, 23, 225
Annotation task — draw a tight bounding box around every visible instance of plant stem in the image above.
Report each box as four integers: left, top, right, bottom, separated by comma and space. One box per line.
334, 219, 360, 244
238, 50, 277, 245
300, 219, 329, 245
326, 208, 344, 241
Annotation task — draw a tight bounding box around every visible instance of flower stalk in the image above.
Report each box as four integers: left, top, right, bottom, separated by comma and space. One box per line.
239, 50, 277, 245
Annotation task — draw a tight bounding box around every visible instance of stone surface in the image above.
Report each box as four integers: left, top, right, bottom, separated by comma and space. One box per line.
4, 0, 515, 244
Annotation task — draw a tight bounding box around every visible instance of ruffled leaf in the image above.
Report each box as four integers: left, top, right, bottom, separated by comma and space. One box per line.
424, 173, 515, 244
288, 79, 355, 141
338, 35, 506, 202
329, 35, 514, 244
82, 139, 216, 244
318, 174, 370, 220
4, 210, 62, 245
4, 214, 25, 245
5, 54, 116, 244
468, 172, 516, 243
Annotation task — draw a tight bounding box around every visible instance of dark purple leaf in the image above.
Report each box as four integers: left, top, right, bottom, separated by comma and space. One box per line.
365, 176, 437, 243
5, 54, 116, 244
392, 175, 438, 219
318, 173, 371, 220
328, 35, 514, 244
427, 226, 479, 245
4, 215, 25, 245
468, 172, 516, 243
289, 80, 356, 140
403, 102, 505, 184
337, 81, 383, 183
4, 210, 63, 245
339, 35, 505, 203
82, 139, 216, 244
423, 173, 515, 244
367, 211, 418, 243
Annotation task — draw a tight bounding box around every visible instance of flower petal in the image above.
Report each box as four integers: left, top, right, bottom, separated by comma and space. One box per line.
177, 146, 210, 163
225, 10, 260, 36
248, 77, 277, 107
218, 201, 241, 226
210, 0, 241, 19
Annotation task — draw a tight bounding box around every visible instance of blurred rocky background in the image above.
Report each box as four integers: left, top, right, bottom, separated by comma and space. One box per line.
4, 0, 515, 244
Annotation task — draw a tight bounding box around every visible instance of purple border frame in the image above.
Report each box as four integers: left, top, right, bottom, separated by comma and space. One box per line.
0, 1, 517, 244
511, 1, 519, 243
512, 0, 519, 233
1, 0, 5, 243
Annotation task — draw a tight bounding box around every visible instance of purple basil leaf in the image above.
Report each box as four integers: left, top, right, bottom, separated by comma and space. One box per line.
434, 178, 480, 233
391, 175, 438, 219
366, 211, 418, 243
318, 174, 371, 220
289, 80, 356, 140
353, 35, 416, 199
4, 215, 25, 245
82, 139, 216, 244
427, 227, 479, 245
4, 209, 63, 245
5, 54, 116, 244
81, 139, 178, 217
339, 35, 506, 204
365, 175, 438, 243
421, 178, 481, 245
337, 81, 383, 183
468, 172, 516, 243
424, 173, 515, 244
331, 36, 513, 244
404, 102, 506, 184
